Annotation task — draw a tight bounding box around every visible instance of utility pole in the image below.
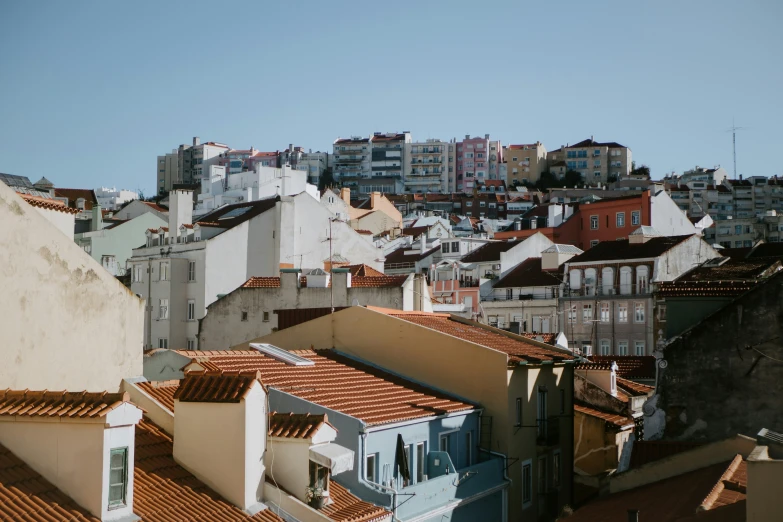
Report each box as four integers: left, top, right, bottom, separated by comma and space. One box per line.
727, 119, 747, 180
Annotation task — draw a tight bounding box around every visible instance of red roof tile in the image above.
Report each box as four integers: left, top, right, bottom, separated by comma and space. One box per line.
20, 194, 81, 214
143, 201, 168, 212
0, 390, 132, 418
345, 264, 385, 277
367, 308, 574, 364
137, 381, 178, 412
351, 275, 408, 288
0, 443, 99, 521
587, 356, 656, 379
174, 371, 262, 403
242, 277, 282, 288
53, 188, 98, 209
355, 229, 374, 235
519, 332, 558, 346
321, 480, 391, 522
135, 418, 284, 521
574, 402, 634, 428
176, 350, 474, 426
700, 455, 747, 511
268, 412, 333, 439
616, 377, 655, 396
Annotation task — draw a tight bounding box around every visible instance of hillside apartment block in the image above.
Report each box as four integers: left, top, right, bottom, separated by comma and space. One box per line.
547, 138, 632, 183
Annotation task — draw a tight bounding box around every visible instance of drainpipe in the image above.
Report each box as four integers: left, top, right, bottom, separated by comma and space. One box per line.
360, 432, 399, 520
477, 410, 510, 522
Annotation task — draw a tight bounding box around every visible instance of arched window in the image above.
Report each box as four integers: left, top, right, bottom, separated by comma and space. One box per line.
569, 269, 582, 291
601, 267, 614, 295
636, 265, 650, 294
584, 268, 597, 296
620, 266, 633, 295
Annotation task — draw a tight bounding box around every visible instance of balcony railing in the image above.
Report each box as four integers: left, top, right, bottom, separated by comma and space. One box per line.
537, 416, 560, 446
563, 283, 651, 297
384, 262, 416, 270
482, 288, 559, 301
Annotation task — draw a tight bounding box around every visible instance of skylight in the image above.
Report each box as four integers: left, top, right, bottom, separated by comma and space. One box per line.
249, 343, 315, 366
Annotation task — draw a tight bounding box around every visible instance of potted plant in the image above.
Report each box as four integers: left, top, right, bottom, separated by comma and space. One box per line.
305, 486, 326, 509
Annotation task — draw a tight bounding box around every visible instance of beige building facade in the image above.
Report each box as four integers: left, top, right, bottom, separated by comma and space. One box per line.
504, 142, 547, 185
548, 138, 632, 183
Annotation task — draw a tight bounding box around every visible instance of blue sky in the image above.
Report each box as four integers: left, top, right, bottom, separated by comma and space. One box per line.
1, 1, 781, 195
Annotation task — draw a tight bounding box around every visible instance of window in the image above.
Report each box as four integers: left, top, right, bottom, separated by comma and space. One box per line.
442, 242, 450, 253
636, 265, 649, 294
309, 461, 329, 489
158, 337, 168, 349
618, 303, 628, 322
480, 201, 486, 207
507, 288, 513, 300
187, 339, 195, 350
133, 265, 143, 283
522, 461, 533, 506
600, 339, 610, 355
658, 304, 667, 321
600, 303, 610, 322
465, 431, 473, 466
735, 225, 742, 235
590, 215, 599, 229
582, 303, 593, 323
263, 311, 270, 322
635, 341, 645, 356
466, 201, 472, 207
620, 267, 633, 294
553, 452, 561, 489
108, 448, 128, 508
537, 387, 548, 436
187, 299, 195, 321
567, 304, 577, 324
160, 262, 169, 281
631, 210, 640, 225
159, 299, 169, 320
241, 311, 248, 321
634, 302, 645, 322
538, 456, 548, 495
366, 454, 377, 481
618, 340, 629, 356
616, 212, 625, 227
451, 241, 459, 251
188, 261, 196, 282
439, 432, 452, 460
416, 443, 426, 482
515, 397, 522, 426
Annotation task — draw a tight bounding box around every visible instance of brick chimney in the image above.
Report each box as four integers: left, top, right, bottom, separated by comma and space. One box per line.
340, 187, 351, 205
371, 191, 381, 209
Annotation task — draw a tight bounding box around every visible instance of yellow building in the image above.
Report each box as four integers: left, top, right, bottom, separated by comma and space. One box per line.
249, 306, 577, 521
548, 138, 632, 183
504, 142, 547, 185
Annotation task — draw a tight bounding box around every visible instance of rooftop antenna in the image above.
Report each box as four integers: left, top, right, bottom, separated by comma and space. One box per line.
727, 119, 747, 180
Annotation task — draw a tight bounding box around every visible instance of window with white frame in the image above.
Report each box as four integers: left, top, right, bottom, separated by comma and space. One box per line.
159, 299, 168, 320
618, 340, 629, 356
188, 261, 196, 282
631, 210, 641, 225
620, 266, 633, 294
600, 339, 610, 355
618, 303, 628, 322
616, 212, 625, 227
634, 302, 645, 322
187, 339, 196, 350
634, 341, 645, 356
522, 460, 533, 508
366, 454, 377, 481
158, 338, 168, 349
108, 447, 129, 508
133, 265, 143, 283
160, 262, 169, 281
567, 304, 577, 324
600, 302, 610, 322
582, 303, 593, 323
416, 442, 426, 482
187, 299, 195, 321
590, 215, 599, 229
636, 265, 649, 294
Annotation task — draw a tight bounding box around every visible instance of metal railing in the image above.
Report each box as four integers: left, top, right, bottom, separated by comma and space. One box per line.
537, 416, 560, 446
483, 288, 559, 301
384, 262, 416, 270
563, 283, 651, 297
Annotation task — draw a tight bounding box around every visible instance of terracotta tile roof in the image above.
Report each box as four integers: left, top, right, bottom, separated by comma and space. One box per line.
657, 281, 759, 298
616, 377, 654, 395
20, 194, 81, 214
574, 402, 634, 428
321, 480, 391, 522
242, 277, 282, 288
268, 412, 333, 439
568, 235, 694, 264
135, 418, 284, 521
351, 275, 409, 288
367, 308, 575, 364
177, 350, 474, 426
629, 440, 703, 469
345, 264, 385, 277
0, 443, 99, 521
53, 188, 97, 209
143, 201, 168, 212
493, 258, 563, 288
519, 332, 558, 346
567, 460, 745, 522
173, 371, 262, 403
0, 390, 132, 418
136, 380, 178, 412
459, 240, 519, 263
401, 225, 430, 237
355, 229, 374, 235
587, 356, 656, 379
700, 455, 747, 511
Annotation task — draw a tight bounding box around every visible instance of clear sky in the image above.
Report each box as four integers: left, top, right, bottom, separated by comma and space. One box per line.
1, 0, 781, 195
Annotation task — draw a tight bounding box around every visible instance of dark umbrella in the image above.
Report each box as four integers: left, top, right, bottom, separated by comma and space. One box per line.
394, 433, 410, 483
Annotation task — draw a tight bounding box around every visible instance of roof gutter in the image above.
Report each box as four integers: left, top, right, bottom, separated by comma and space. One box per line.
365, 408, 480, 433
449, 314, 575, 356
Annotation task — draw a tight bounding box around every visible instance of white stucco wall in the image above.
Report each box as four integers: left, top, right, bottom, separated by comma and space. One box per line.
31, 206, 75, 238
266, 438, 312, 503
0, 182, 144, 391
112, 199, 168, 221
651, 189, 699, 237
499, 232, 554, 276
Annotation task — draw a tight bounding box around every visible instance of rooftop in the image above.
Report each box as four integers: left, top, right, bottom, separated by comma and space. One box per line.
268, 412, 333, 439
20, 194, 81, 214
586, 356, 656, 380
367, 308, 574, 365
567, 138, 627, 149
53, 188, 98, 209
197, 196, 280, 230
173, 371, 262, 403
574, 402, 634, 429
177, 349, 474, 426
567, 235, 693, 264
242, 277, 282, 288
383, 245, 441, 265
493, 258, 563, 289
0, 390, 132, 419
459, 240, 519, 263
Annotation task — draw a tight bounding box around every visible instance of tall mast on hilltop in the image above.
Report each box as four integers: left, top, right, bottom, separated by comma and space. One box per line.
727, 119, 747, 180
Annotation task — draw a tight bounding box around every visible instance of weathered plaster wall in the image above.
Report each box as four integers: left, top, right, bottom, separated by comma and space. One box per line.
654, 271, 783, 442
0, 182, 144, 391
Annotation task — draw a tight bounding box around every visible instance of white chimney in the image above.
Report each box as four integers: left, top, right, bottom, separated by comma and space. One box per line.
420, 233, 427, 254
173, 372, 267, 514
168, 190, 193, 243
91, 203, 103, 231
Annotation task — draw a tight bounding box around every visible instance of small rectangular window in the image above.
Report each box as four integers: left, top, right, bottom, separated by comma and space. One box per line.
600, 303, 610, 322
635, 341, 645, 356
159, 299, 169, 320
186, 339, 195, 350
618, 340, 629, 356
631, 210, 641, 226
590, 215, 599, 229
618, 303, 628, 322
616, 212, 625, 227
634, 302, 645, 322
263, 311, 270, 322
590, 239, 599, 248
600, 339, 610, 355
158, 338, 168, 349
416, 442, 425, 482
522, 461, 532, 505
108, 447, 128, 508
188, 261, 196, 282
160, 262, 169, 281
515, 397, 522, 426
366, 454, 377, 481
241, 311, 248, 321
187, 299, 195, 321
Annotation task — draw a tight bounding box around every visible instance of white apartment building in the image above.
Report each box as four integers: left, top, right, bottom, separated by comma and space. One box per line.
129, 190, 384, 350
404, 138, 455, 193
196, 163, 319, 214
95, 187, 138, 210
333, 136, 371, 180
295, 150, 330, 184
157, 137, 229, 194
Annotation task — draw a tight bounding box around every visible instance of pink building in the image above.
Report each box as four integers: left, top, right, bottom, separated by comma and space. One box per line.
454, 134, 503, 191
430, 260, 480, 317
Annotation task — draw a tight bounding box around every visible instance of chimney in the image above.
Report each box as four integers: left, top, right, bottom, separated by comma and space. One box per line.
485, 133, 490, 139
465, 134, 470, 140
91, 203, 103, 231
371, 191, 381, 209
280, 268, 302, 289
420, 233, 427, 254
173, 372, 267, 513
168, 190, 193, 244
193, 137, 200, 146
340, 187, 351, 205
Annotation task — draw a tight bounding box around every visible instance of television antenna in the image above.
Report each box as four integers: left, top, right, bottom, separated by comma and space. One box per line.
726, 119, 747, 180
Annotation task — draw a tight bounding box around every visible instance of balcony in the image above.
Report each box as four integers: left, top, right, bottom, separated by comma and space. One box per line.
482, 288, 559, 301
536, 416, 560, 446
563, 283, 651, 297
384, 261, 416, 271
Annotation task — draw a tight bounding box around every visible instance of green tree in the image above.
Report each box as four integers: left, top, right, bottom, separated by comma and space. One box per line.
318, 167, 336, 191
564, 170, 583, 187
630, 163, 651, 178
